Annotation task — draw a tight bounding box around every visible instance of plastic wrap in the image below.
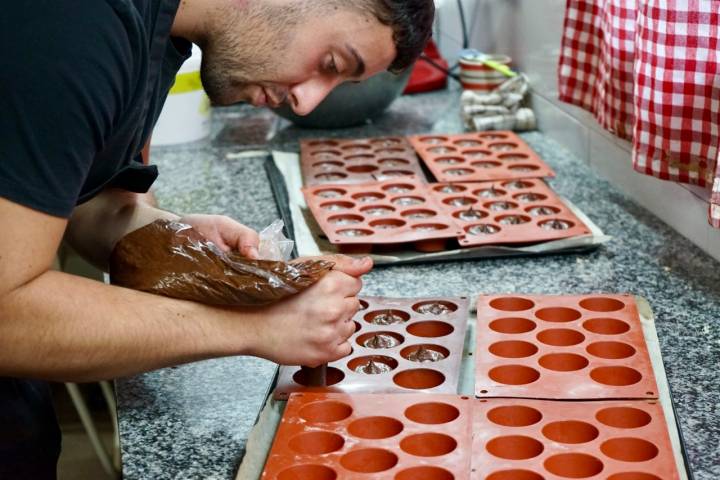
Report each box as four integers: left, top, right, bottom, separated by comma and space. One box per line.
109, 219, 333, 306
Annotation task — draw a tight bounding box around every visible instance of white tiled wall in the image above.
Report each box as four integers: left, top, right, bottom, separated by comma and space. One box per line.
466, 0, 720, 261
434, 0, 479, 64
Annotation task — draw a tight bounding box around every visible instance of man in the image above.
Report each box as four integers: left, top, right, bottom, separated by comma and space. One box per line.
0, 0, 434, 477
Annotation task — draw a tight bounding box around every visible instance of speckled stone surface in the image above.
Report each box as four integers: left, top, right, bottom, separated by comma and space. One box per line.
117, 88, 719, 480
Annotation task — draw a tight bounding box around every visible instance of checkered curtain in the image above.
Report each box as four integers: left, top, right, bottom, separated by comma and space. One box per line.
558, 0, 720, 228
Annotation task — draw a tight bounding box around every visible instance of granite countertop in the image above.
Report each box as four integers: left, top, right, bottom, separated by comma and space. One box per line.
116, 88, 720, 480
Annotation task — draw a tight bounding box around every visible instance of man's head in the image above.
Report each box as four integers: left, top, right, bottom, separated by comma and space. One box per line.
180, 0, 434, 115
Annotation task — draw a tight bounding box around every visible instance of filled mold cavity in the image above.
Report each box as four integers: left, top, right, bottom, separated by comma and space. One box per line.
351, 192, 385, 202
364, 309, 410, 325
356, 331, 404, 349
412, 300, 458, 315
401, 344, 449, 363
368, 218, 406, 230
465, 224, 500, 235
327, 214, 364, 225
348, 355, 398, 374
539, 219, 574, 230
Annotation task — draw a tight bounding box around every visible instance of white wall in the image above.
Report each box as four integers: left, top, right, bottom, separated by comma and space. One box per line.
466, 0, 720, 261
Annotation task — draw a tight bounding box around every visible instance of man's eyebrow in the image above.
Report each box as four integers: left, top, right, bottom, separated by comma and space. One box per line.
346, 44, 366, 78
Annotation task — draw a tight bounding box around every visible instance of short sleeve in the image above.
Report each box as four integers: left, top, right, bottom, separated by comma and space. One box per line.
0, 1, 136, 217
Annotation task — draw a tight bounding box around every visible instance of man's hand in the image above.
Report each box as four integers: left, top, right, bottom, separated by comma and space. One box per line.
293, 254, 373, 277
179, 214, 260, 258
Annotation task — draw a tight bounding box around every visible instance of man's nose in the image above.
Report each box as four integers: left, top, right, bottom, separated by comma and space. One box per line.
288, 77, 341, 116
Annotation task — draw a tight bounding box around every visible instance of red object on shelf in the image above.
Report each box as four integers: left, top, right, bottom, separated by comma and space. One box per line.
404, 40, 448, 94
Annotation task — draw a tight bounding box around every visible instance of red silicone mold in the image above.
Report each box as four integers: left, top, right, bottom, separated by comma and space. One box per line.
274, 296, 470, 399
429, 180, 591, 246
475, 294, 659, 400
407, 131, 556, 182
302, 178, 464, 253
472, 398, 680, 480
300, 137, 426, 186
262, 392, 472, 480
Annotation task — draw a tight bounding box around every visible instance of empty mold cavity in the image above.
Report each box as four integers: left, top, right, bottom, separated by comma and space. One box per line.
382, 183, 415, 193
488, 340, 539, 358
489, 317, 537, 334
359, 205, 395, 216
535, 307, 582, 322
434, 156, 466, 165
401, 344, 449, 363
395, 466, 455, 480
368, 219, 406, 229
471, 160, 502, 169
288, 431, 345, 455
406, 320, 454, 337
298, 400, 353, 423
586, 341, 636, 359
600, 438, 659, 462
392, 196, 424, 206
364, 309, 410, 325
309, 140, 339, 147
277, 464, 337, 480
544, 453, 604, 478
595, 407, 652, 429
393, 368, 446, 389
412, 300, 458, 315
347, 416, 404, 439
420, 136, 448, 144
315, 188, 346, 198
404, 402, 460, 424
465, 224, 500, 235
536, 328, 585, 346
293, 367, 345, 386
443, 168, 474, 176
489, 297, 535, 312
336, 228, 372, 237
356, 331, 404, 349
486, 435, 544, 460
579, 297, 626, 312
489, 142, 519, 151
607, 474, 662, 480
400, 432, 457, 457
538, 353, 589, 372
327, 214, 363, 225
402, 209, 437, 219
488, 365, 540, 385
542, 421, 599, 444
340, 448, 398, 473
486, 405, 542, 427
583, 318, 631, 335
348, 355, 398, 374
590, 366, 642, 386
486, 470, 544, 480
351, 192, 385, 202
320, 201, 354, 211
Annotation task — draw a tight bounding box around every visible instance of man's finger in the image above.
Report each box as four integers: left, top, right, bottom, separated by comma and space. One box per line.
297, 254, 372, 277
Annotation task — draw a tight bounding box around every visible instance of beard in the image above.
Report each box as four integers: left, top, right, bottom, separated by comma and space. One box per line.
198, 2, 305, 106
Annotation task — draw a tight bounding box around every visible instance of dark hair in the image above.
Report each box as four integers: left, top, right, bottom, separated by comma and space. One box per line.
371, 0, 435, 73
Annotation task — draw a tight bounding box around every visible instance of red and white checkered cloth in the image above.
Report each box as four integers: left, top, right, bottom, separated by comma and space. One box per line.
558, 0, 720, 228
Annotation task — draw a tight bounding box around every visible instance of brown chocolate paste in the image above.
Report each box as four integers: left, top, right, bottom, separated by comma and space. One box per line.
363, 334, 401, 349
370, 311, 405, 325
407, 346, 445, 362
109, 220, 333, 306
416, 303, 452, 315
354, 360, 392, 374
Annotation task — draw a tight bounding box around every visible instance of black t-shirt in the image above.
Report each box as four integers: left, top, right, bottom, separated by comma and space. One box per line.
0, 1, 190, 477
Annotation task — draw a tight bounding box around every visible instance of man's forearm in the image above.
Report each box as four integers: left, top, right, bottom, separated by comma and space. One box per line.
0, 269, 252, 382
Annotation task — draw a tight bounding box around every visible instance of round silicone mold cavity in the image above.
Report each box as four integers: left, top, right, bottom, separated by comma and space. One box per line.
486, 435, 543, 460
503, 180, 534, 190
315, 172, 348, 181
359, 205, 396, 216
356, 331, 404, 349
455, 208, 487, 221
369, 218, 406, 230
392, 196, 424, 206
590, 366, 642, 386
314, 188, 346, 198
364, 309, 410, 325
488, 340, 538, 358
340, 448, 398, 473
601, 438, 659, 462
381, 169, 414, 177
293, 367, 345, 386
352, 192, 385, 202
583, 318, 631, 335
347, 416, 404, 439
486, 201, 518, 211
465, 224, 500, 236
509, 164, 540, 172
393, 368, 445, 389
371, 137, 403, 146
400, 433, 457, 457
527, 206, 561, 216
406, 321, 454, 337
348, 355, 398, 374
288, 431, 345, 455
489, 297, 535, 311
412, 223, 450, 232
488, 365, 540, 385
404, 402, 460, 424
277, 465, 337, 480
312, 148, 341, 157
486, 405, 542, 427
420, 136, 448, 144
320, 201, 354, 211
313, 160, 343, 169
542, 421, 599, 444
537, 328, 585, 346
480, 133, 508, 140
535, 307, 582, 322
444, 196, 477, 207
595, 406, 652, 428
490, 317, 537, 334
378, 158, 410, 167
538, 353, 589, 372
453, 138, 483, 147
327, 214, 364, 225
309, 140, 339, 147
586, 341, 636, 359
434, 156, 465, 165
579, 297, 626, 312
382, 182, 415, 193
443, 167, 474, 176
434, 184, 467, 193
486, 470, 544, 480
474, 187, 506, 198
299, 400, 353, 423
497, 214, 531, 225
400, 344, 449, 363
539, 219, 574, 230
544, 453, 604, 478
514, 192, 548, 202
471, 160, 502, 169
344, 154, 374, 162
402, 209, 437, 219
489, 142, 518, 151
607, 474, 661, 480
341, 143, 372, 152
396, 466, 454, 480
336, 228, 372, 237
499, 153, 530, 161
428, 146, 457, 154
412, 300, 458, 315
